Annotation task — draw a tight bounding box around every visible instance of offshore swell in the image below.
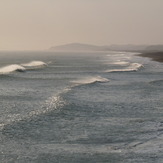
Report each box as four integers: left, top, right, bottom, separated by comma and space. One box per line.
0, 51, 163, 163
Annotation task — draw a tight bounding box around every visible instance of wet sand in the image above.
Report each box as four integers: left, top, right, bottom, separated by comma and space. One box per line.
138, 52, 163, 62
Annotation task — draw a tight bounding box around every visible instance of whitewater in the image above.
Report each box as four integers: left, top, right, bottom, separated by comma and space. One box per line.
0, 61, 47, 74
0, 51, 163, 163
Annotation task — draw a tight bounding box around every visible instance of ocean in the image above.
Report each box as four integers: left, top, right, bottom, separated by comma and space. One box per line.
0, 51, 163, 163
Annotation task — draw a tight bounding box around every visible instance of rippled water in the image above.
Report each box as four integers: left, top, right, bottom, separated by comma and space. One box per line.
0, 51, 163, 163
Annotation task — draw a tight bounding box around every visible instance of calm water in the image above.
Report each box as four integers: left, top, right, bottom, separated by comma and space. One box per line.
0, 51, 163, 163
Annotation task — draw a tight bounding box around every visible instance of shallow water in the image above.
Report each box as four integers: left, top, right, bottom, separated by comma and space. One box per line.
0, 51, 163, 163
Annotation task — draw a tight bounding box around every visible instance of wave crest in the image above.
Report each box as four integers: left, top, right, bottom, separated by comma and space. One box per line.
0, 61, 48, 75
21, 61, 47, 68
0, 64, 26, 74
107, 63, 143, 72
71, 76, 109, 86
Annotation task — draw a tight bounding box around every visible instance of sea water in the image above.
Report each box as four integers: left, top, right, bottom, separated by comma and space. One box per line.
0, 51, 163, 163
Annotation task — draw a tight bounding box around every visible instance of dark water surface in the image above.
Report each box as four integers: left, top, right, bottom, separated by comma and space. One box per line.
0, 51, 163, 163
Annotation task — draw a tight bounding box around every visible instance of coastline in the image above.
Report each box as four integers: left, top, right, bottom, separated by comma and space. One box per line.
138, 52, 163, 63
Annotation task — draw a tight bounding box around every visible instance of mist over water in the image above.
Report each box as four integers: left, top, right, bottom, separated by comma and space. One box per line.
0, 51, 163, 162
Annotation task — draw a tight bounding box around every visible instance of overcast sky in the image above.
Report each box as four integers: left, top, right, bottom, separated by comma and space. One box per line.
0, 0, 163, 50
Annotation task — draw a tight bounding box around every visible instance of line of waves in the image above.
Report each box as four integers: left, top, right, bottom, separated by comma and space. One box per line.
106, 63, 143, 72
0, 75, 109, 131
43, 76, 110, 113
0, 61, 47, 75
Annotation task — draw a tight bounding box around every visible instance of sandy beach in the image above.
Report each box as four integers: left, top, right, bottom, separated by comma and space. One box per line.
138, 52, 163, 62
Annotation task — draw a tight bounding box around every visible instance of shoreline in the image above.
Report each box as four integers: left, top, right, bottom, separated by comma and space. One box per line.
138, 52, 163, 63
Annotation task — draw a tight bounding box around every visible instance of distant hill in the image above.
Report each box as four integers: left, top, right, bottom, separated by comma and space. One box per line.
49, 43, 105, 52
49, 43, 163, 52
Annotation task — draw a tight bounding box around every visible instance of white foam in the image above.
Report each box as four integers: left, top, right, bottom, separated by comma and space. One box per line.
107, 63, 143, 72
0, 64, 26, 74
21, 61, 47, 68
112, 61, 129, 65
71, 76, 109, 85
107, 54, 125, 57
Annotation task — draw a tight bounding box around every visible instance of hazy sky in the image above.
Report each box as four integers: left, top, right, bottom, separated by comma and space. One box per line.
0, 0, 163, 50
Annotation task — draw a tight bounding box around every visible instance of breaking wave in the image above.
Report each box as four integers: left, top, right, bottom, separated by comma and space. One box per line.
21, 61, 47, 69
106, 63, 143, 72
0, 64, 26, 74
71, 76, 109, 86
0, 61, 47, 75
